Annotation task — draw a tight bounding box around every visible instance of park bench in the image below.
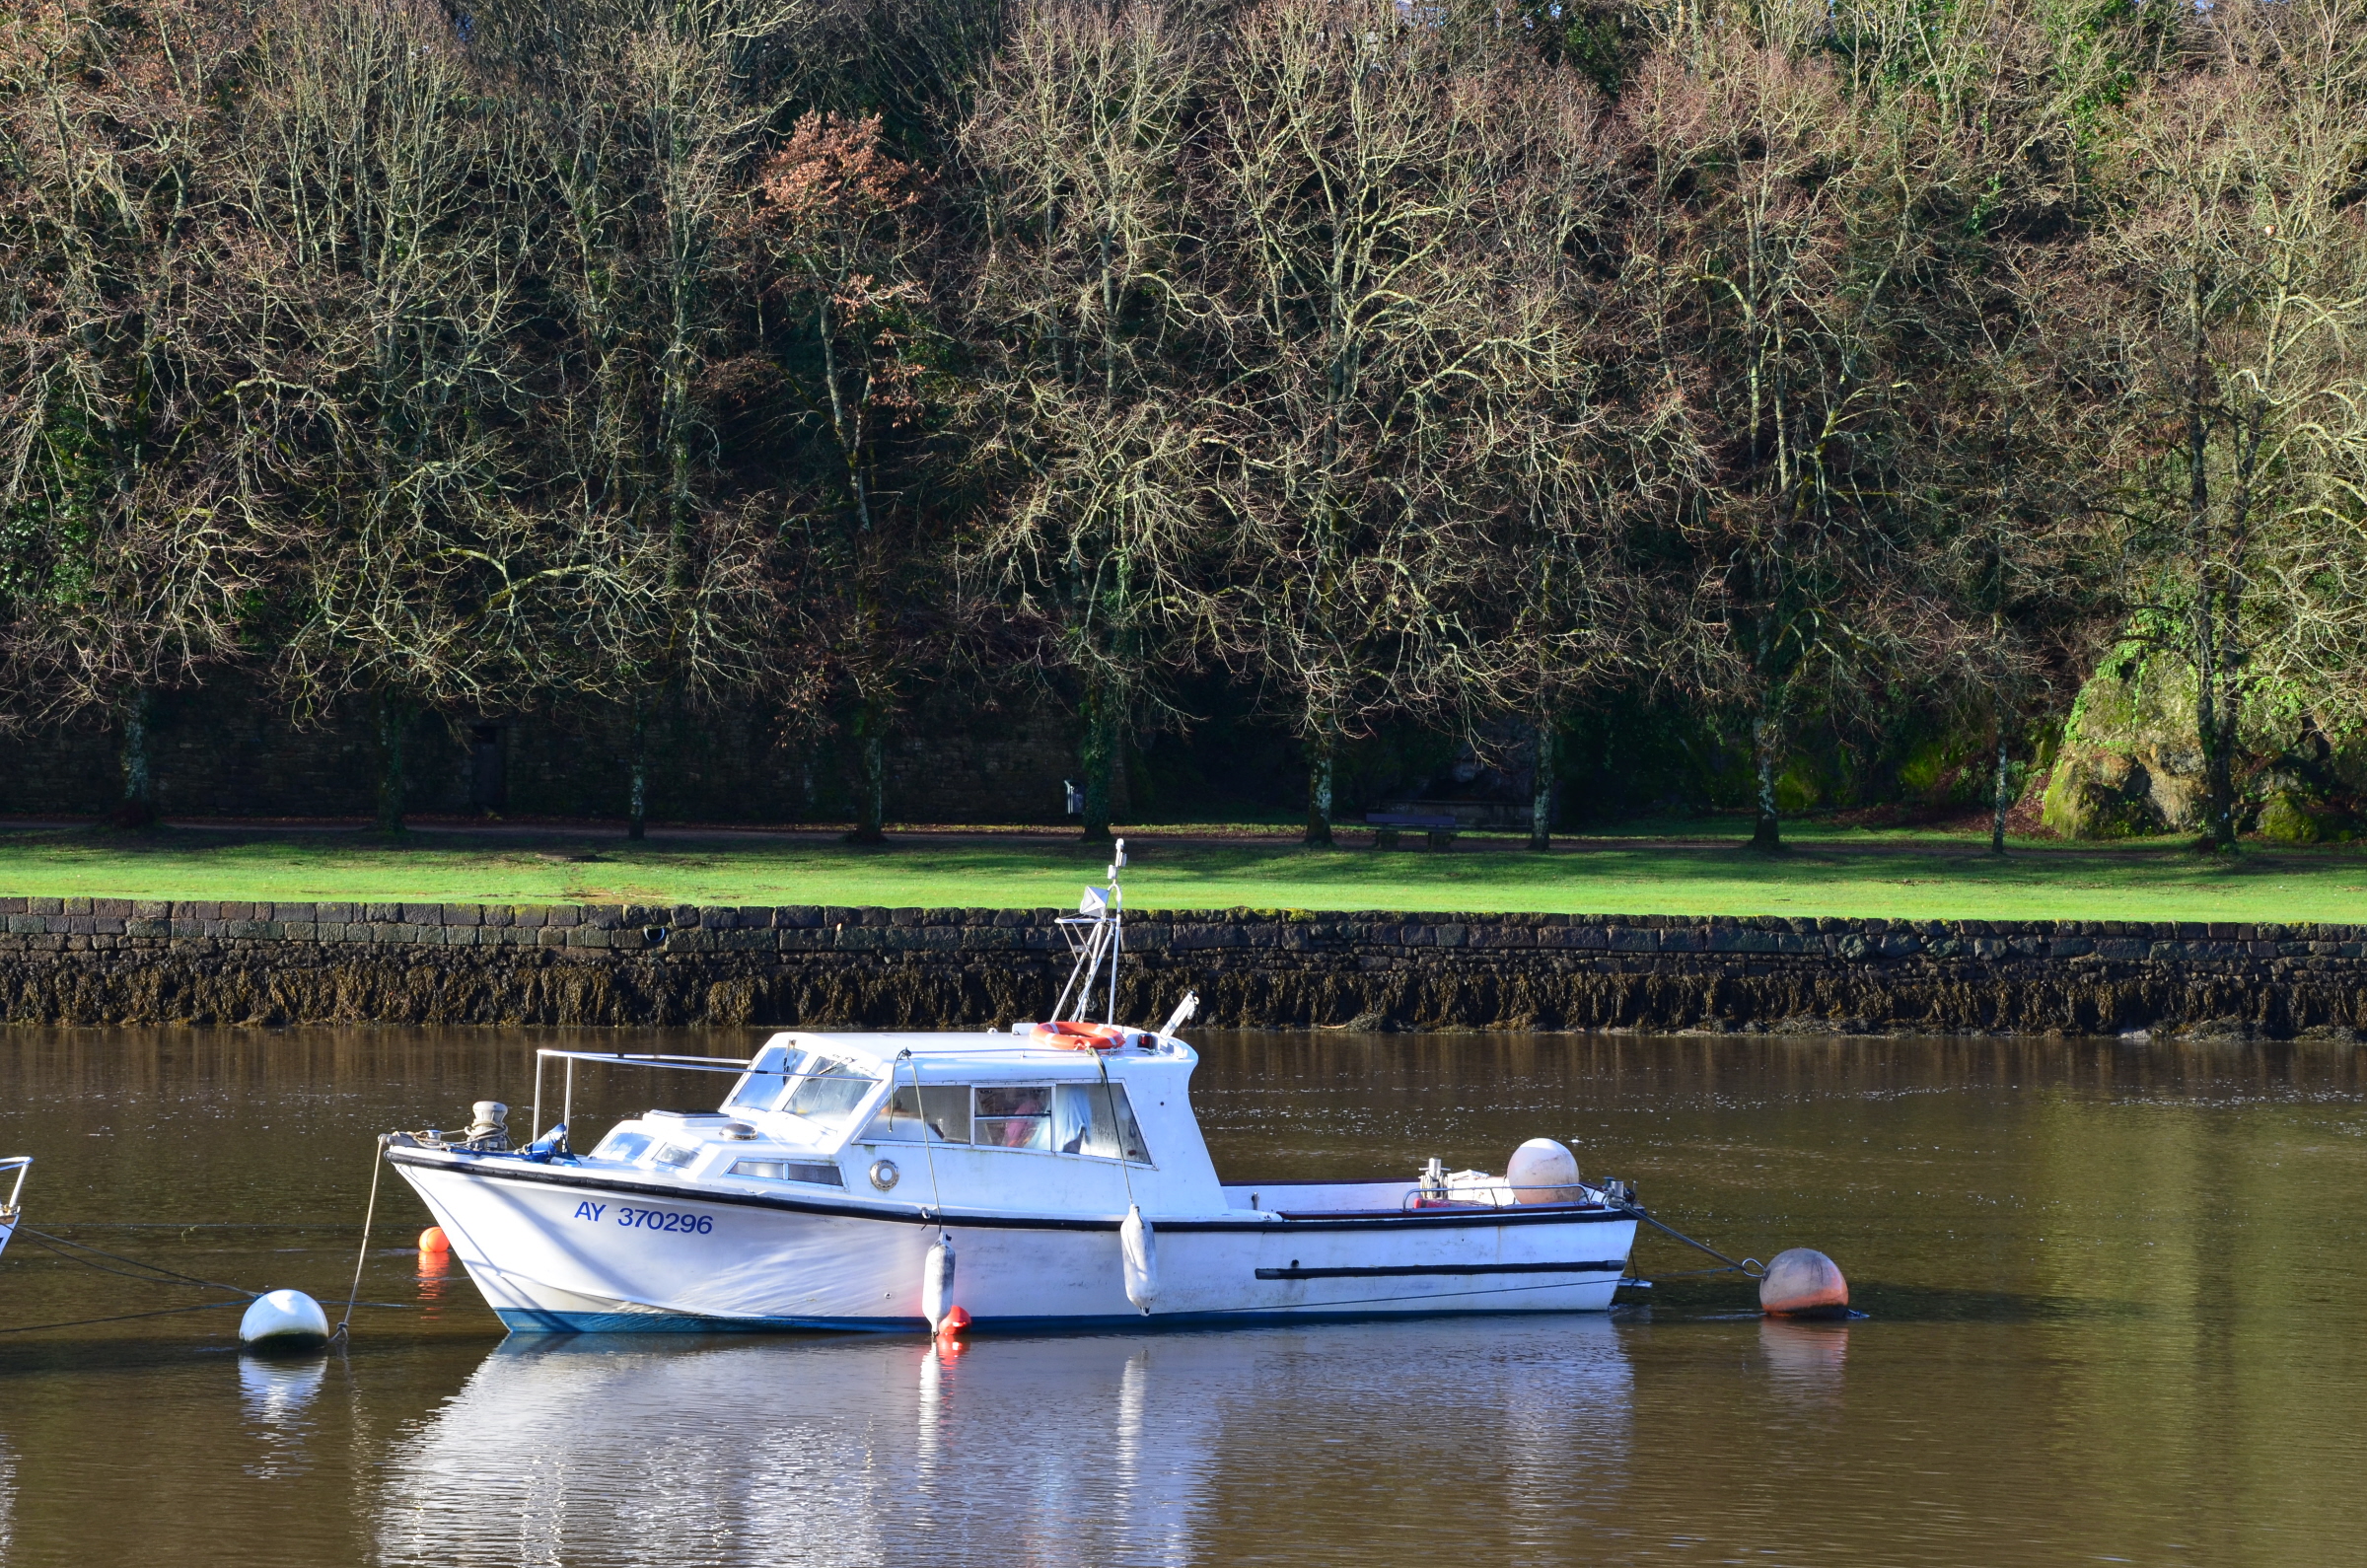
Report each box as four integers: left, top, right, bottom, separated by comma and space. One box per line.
1365, 811, 1460, 849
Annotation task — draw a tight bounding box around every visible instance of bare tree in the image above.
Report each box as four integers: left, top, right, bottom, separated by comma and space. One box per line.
1195, 0, 1504, 846
2085, 0, 2367, 851
747, 108, 944, 841
1625, 35, 1937, 851
1454, 57, 1683, 850
0, 0, 267, 818
958, 0, 1215, 841
476, 0, 811, 838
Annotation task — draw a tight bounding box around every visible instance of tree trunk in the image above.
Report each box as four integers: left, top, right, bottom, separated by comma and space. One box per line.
2190, 587, 2237, 856
1529, 713, 1555, 852
1750, 700, 1783, 853
375, 691, 409, 835
1991, 727, 2011, 858
1305, 738, 1334, 847
118, 688, 157, 826
845, 702, 887, 844
2207, 668, 2240, 851
2184, 276, 2238, 854
627, 694, 648, 841
1079, 676, 1116, 845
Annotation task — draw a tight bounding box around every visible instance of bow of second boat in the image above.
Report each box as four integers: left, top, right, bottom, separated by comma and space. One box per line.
0, 1154, 27, 1261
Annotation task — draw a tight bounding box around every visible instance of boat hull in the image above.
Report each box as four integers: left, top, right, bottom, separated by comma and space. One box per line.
392, 1152, 1636, 1333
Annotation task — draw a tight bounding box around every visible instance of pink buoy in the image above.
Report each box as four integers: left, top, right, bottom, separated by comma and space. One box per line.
1758, 1247, 1849, 1319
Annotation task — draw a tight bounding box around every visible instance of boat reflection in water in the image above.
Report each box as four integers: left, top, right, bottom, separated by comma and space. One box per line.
377, 1318, 1632, 1568
0, 1433, 15, 1563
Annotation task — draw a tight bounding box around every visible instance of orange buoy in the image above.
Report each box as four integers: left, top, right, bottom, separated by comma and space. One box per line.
935, 1305, 972, 1342
418, 1226, 450, 1254
1758, 1247, 1848, 1319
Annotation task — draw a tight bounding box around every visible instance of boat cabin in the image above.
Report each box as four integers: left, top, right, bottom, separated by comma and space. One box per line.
579, 1028, 1230, 1220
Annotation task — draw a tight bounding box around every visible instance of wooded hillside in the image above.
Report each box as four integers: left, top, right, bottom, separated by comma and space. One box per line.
6, 0, 2364, 846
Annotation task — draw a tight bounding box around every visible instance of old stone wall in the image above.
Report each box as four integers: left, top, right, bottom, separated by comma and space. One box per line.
0, 899, 2360, 1038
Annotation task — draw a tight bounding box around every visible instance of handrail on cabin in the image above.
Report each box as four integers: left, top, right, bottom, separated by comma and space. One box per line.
531, 1049, 756, 1154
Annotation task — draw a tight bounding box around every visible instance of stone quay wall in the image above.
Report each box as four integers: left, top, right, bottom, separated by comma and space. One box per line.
2, 897, 2363, 1039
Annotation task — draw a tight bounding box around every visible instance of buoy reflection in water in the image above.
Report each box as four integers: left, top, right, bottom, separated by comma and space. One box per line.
375, 1319, 1633, 1568
1758, 1319, 1850, 1386
239, 1356, 326, 1481
413, 1243, 455, 1316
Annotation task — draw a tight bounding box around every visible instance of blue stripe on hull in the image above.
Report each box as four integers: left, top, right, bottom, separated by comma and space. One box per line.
497, 1309, 922, 1334
496, 1297, 1624, 1336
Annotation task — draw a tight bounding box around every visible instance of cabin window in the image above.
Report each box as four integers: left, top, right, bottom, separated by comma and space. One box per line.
781, 1057, 876, 1132
729, 1159, 843, 1186
884, 1085, 971, 1144
593, 1130, 652, 1163
1053, 1083, 1151, 1164
651, 1142, 698, 1168
974, 1086, 1053, 1150
725, 1061, 794, 1115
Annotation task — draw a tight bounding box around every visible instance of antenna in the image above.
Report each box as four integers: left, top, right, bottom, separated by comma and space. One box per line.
1106, 838, 1124, 1024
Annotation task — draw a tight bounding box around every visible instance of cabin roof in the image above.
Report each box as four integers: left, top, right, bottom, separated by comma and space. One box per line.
762, 1029, 1189, 1075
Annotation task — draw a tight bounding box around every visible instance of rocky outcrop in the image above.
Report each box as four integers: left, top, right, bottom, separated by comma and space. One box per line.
2042, 644, 2365, 841
3, 897, 2365, 1039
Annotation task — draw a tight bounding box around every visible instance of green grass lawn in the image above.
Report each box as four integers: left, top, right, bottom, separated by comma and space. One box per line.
3, 820, 2366, 923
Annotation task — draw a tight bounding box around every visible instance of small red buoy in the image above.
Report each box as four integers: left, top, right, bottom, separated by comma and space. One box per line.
418, 1226, 450, 1254
1758, 1247, 1848, 1319
935, 1305, 971, 1342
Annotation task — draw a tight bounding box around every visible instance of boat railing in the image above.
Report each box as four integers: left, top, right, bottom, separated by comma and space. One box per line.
1401, 1179, 1603, 1212
0, 1154, 28, 1218
529, 1049, 753, 1153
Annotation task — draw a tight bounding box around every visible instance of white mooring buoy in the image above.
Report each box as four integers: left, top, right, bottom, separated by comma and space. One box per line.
1757, 1248, 1850, 1319
238, 1289, 330, 1352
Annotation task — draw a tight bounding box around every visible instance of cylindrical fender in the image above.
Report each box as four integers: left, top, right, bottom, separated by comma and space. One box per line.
1120, 1205, 1158, 1314
922, 1236, 957, 1330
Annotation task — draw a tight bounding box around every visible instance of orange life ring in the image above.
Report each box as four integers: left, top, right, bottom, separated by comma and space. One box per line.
1031, 1021, 1130, 1051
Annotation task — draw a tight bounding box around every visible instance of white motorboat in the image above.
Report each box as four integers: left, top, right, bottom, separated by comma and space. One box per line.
0, 1156, 27, 1260
387, 846, 1638, 1334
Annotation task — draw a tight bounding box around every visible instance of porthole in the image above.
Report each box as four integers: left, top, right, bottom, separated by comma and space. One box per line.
869, 1159, 900, 1192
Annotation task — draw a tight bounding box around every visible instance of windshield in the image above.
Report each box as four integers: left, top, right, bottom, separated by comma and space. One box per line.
779, 1056, 877, 1134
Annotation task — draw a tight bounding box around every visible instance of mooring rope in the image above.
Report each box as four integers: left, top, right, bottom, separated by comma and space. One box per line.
0, 1300, 251, 1336
331, 1135, 390, 1343
898, 1051, 947, 1232
1, 1220, 417, 1337
1096, 1049, 1139, 1216
34, 1221, 354, 1233
1611, 1201, 1765, 1279
19, 1228, 258, 1297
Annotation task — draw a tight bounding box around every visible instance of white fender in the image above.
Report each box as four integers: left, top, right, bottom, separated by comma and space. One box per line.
921, 1236, 957, 1330
1120, 1205, 1158, 1314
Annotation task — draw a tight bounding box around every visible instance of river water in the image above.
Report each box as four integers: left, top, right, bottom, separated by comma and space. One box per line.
1, 1027, 2363, 1567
